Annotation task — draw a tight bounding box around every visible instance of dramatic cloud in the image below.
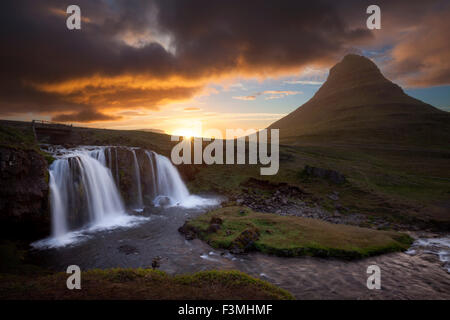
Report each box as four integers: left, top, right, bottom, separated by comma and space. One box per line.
0, 0, 448, 122
53, 110, 122, 122
384, 7, 450, 87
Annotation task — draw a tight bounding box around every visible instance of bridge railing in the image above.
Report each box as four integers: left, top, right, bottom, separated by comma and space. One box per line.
32, 120, 73, 129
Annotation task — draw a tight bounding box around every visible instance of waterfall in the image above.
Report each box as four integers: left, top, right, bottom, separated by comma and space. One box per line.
152, 153, 190, 206
90, 148, 106, 166
33, 145, 218, 248
131, 149, 144, 209
33, 147, 137, 248
107, 147, 112, 170
73, 152, 125, 222
145, 150, 157, 200
50, 150, 125, 230
115, 147, 119, 183
48, 170, 68, 237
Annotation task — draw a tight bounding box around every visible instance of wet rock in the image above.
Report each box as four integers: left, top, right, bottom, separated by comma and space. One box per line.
210, 217, 223, 225
230, 227, 260, 254
152, 256, 162, 269
154, 196, 171, 207
207, 223, 221, 233
143, 207, 158, 215
328, 194, 339, 201
178, 222, 198, 240
206, 216, 223, 233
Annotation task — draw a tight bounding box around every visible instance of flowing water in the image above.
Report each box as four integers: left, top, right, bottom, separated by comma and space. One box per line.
131, 149, 144, 209
31, 145, 450, 299
32, 145, 218, 248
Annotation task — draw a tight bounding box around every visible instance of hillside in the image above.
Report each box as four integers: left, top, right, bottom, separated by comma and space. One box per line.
269, 54, 450, 148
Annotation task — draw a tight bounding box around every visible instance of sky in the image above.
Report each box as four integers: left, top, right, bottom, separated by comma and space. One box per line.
1, 0, 449, 137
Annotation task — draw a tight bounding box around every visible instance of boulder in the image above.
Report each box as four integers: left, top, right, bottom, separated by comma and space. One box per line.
178, 222, 198, 240
303, 165, 347, 184
230, 227, 260, 254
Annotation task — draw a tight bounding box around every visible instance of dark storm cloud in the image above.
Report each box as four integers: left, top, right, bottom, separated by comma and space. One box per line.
53, 109, 122, 122
0, 0, 447, 122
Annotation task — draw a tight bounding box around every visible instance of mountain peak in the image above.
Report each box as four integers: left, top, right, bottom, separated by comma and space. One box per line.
313, 54, 400, 101
268, 54, 449, 146
330, 54, 381, 78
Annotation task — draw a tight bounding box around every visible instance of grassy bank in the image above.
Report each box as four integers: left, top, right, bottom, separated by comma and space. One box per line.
0, 241, 293, 300
0, 122, 55, 164
0, 123, 38, 151
0, 269, 293, 300
182, 206, 413, 258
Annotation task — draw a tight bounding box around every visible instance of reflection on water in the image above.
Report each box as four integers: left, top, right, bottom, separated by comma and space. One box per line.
31, 203, 450, 299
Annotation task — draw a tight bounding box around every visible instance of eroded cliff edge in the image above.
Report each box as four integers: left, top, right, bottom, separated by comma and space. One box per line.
0, 123, 50, 240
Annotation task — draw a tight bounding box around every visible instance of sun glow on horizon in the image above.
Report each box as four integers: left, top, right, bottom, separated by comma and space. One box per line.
171, 120, 203, 139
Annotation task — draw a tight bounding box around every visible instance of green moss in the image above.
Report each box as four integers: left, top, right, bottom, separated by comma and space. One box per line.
186, 206, 414, 259
40, 151, 55, 166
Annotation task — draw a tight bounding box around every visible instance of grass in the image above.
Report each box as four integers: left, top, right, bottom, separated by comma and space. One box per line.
0, 269, 293, 300
0, 122, 55, 165
0, 123, 37, 151
185, 206, 414, 258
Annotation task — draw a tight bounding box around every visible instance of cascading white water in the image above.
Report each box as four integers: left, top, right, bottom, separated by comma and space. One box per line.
145, 150, 157, 199
149, 152, 217, 208
48, 170, 67, 238
131, 149, 144, 209
107, 147, 112, 170
152, 153, 190, 206
73, 152, 125, 222
51, 150, 124, 229
114, 147, 119, 183
32, 147, 138, 248
90, 148, 106, 166
33, 145, 218, 248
